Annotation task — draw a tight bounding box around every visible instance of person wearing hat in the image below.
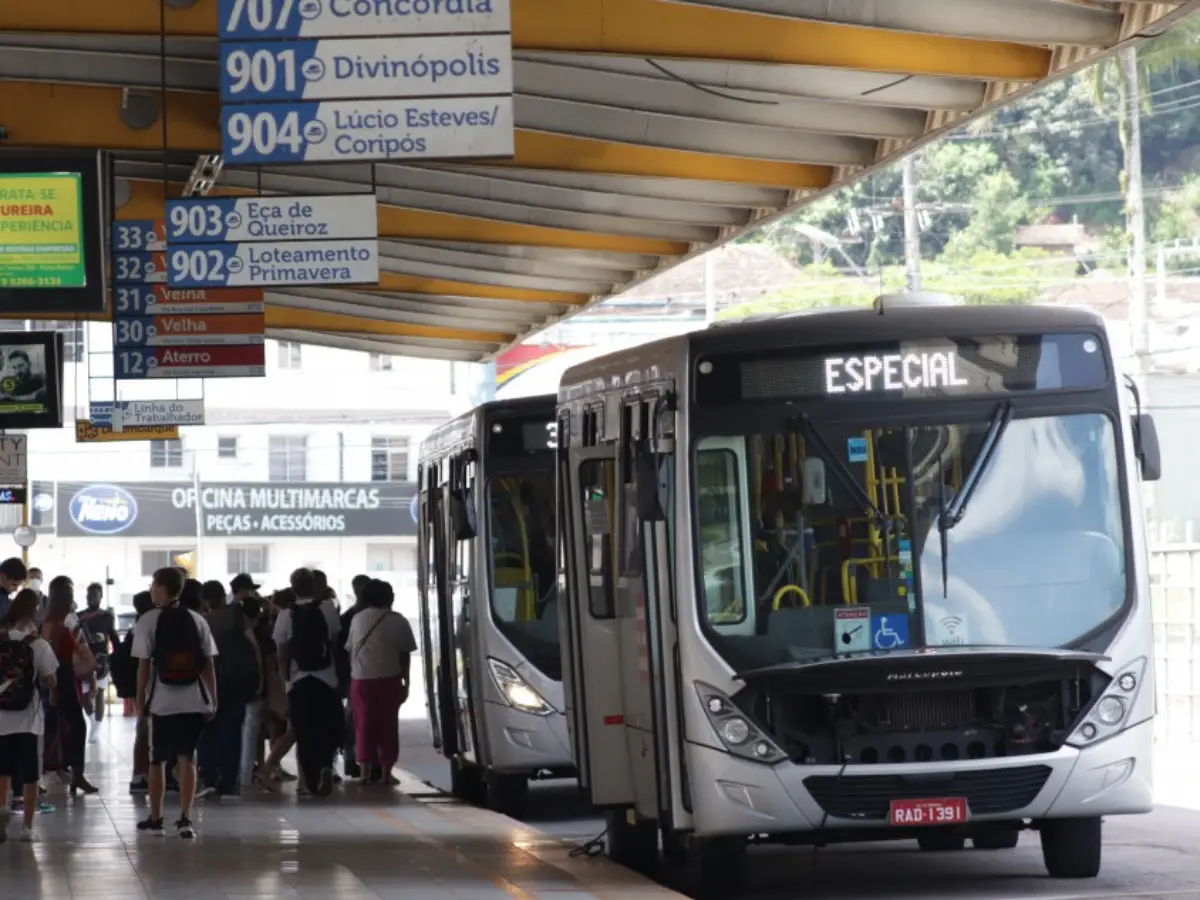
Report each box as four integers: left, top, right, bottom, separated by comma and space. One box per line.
230, 574, 259, 603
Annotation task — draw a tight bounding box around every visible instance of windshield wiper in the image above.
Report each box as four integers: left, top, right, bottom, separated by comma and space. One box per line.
795, 414, 886, 529
940, 402, 1014, 531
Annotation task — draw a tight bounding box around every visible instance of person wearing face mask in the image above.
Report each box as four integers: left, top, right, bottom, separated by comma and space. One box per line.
0, 558, 28, 622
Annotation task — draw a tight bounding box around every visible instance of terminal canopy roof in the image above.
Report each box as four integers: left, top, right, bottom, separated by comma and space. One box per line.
0, 0, 1193, 361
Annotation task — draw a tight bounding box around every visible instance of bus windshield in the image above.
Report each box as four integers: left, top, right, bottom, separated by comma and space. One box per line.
487, 471, 561, 679
694, 411, 1127, 670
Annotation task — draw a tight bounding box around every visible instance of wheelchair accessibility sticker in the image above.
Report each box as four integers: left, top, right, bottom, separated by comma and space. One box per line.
871, 614, 910, 650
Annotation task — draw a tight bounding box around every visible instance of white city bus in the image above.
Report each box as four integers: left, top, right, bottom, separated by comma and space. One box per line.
417, 394, 572, 815
556, 298, 1160, 895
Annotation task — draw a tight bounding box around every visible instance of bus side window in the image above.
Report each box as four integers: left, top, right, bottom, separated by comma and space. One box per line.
581, 458, 616, 619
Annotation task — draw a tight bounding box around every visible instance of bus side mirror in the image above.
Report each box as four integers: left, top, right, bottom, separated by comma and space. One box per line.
450, 488, 477, 540
1132, 413, 1161, 482
635, 453, 667, 522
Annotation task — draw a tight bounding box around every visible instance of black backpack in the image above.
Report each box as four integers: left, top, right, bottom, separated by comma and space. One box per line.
215, 607, 260, 705
109, 629, 137, 699
0, 633, 38, 712
291, 602, 332, 672
153, 605, 206, 686
78, 616, 110, 679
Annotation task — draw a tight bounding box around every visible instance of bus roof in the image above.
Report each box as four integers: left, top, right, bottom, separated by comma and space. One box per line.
419, 394, 556, 464
559, 304, 1110, 402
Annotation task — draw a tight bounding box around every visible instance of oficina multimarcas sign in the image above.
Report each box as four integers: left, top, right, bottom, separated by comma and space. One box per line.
58, 481, 416, 538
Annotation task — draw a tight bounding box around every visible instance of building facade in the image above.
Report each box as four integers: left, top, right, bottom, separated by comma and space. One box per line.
12, 327, 470, 612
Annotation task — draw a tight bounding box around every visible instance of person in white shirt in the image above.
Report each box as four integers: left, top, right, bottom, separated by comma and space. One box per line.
0, 589, 58, 843
345, 579, 416, 786
132, 567, 219, 839
273, 567, 342, 797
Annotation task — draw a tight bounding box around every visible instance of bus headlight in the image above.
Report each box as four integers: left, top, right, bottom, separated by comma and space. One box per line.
694, 682, 784, 765
487, 658, 554, 716
1067, 657, 1147, 748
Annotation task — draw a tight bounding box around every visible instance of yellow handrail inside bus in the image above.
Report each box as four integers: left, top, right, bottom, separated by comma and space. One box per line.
772, 584, 811, 610
841, 556, 900, 605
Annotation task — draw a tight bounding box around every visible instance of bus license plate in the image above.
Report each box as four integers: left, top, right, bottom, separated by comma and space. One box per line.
889, 797, 968, 826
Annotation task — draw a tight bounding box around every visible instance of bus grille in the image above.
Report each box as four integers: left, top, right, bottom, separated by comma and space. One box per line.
870, 690, 977, 729
803, 765, 1052, 820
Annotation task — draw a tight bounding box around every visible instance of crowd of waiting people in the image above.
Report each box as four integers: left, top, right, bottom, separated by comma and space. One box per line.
0, 558, 418, 842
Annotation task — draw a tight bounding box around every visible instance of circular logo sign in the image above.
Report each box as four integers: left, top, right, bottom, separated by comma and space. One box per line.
68, 484, 139, 536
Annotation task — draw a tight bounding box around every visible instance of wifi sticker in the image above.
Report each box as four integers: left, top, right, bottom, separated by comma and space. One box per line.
933, 614, 968, 646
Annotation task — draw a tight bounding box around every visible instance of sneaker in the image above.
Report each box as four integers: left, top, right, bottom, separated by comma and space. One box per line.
196, 785, 218, 800
316, 768, 335, 798
276, 767, 297, 782
137, 815, 164, 833
175, 816, 195, 840
19, 825, 35, 843
36, 802, 55, 815
10, 798, 22, 814
129, 777, 149, 795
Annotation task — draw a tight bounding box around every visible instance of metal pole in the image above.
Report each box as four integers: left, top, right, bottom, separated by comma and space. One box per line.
902, 155, 922, 292
704, 252, 717, 324
1122, 46, 1149, 363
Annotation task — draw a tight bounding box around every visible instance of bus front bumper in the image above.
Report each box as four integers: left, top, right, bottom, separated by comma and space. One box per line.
483, 701, 574, 775
684, 717, 1153, 838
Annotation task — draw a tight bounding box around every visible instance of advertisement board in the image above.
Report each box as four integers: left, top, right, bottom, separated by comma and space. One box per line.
56, 481, 418, 538
0, 152, 109, 315
0, 172, 85, 288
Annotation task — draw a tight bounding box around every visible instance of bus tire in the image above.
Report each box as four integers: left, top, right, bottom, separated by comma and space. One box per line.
605, 809, 658, 874
450, 758, 484, 805
485, 772, 529, 818
917, 832, 966, 852
689, 837, 746, 898
973, 829, 1020, 850
1040, 817, 1102, 878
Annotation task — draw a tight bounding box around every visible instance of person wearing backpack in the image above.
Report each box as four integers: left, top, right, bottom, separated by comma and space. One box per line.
78, 582, 118, 742
110, 590, 156, 795
132, 567, 219, 839
273, 567, 342, 798
0, 589, 59, 843
197, 580, 259, 799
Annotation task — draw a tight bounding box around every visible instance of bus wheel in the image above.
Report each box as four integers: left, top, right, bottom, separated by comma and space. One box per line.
1040, 817, 1102, 878
688, 836, 746, 898
917, 832, 966, 852
605, 809, 658, 874
973, 828, 1020, 850
485, 772, 529, 818
450, 758, 484, 805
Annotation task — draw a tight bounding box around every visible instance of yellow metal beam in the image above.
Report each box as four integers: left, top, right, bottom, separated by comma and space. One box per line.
507, 131, 828, 190
373, 272, 587, 306
2, 80, 822, 196
264, 308, 511, 344
117, 179, 683, 260
0, 0, 1051, 80
5, 306, 514, 345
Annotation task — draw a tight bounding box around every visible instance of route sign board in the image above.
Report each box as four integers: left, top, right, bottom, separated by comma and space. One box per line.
111, 219, 166, 253
219, 35, 513, 102
166, 239, 379, 288
76, 420, 180, 443
217, 0, 512, 40
113, 314, 267, 348
115, 345, 267, 380
220, 97, 513, 164
166, 194, 377, 243
89, 399, 206, 429
115, 285, 266, 316
111, 251, 167, 284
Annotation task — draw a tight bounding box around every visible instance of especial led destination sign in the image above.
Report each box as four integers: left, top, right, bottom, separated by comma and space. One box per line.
697, 333, 1110, 405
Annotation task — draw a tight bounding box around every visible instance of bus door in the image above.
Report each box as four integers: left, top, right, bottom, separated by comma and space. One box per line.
620, 394, 685, 826
416, 464, 444, 750
447, 451, 483, 764
562, 398, 636, 807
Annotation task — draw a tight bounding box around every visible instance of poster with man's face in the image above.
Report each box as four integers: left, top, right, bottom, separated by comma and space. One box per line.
0, 344, 47, 404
